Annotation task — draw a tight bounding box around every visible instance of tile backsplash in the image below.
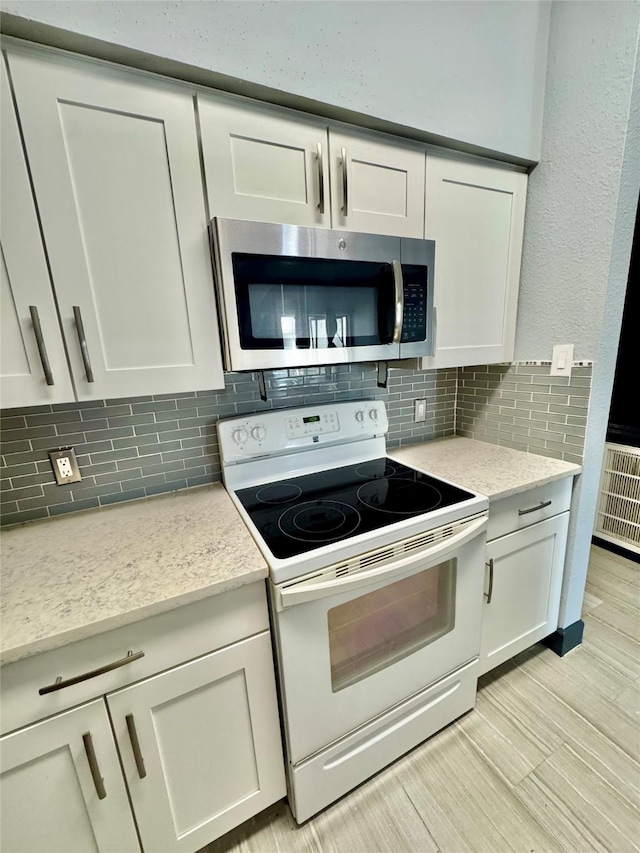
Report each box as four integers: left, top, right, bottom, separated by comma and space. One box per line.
456, 363, 592, 463
0, 364, 456, 527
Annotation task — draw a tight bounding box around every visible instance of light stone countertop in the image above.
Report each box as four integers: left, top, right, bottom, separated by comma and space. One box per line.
389, 436, 581, 500
0, 484, 268, 665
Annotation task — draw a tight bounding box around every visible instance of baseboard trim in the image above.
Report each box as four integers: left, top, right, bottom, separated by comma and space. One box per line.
592, 536, 640, 564
544, 619, 584, 657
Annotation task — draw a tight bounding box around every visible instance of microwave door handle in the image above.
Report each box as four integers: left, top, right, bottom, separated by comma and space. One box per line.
391, 260, 404, 344
274, 515, 488, 611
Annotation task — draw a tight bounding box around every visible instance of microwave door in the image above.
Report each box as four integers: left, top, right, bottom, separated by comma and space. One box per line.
227, 253, 400, 371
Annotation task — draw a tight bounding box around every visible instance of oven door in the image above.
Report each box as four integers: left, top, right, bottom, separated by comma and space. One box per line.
271, 514, 487, 765
212, 218, 403, 371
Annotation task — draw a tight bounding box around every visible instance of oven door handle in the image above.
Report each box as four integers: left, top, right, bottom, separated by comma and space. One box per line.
274, 514, 488, 610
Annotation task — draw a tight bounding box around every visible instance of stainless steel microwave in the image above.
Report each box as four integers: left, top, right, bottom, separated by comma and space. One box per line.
210, 218, 435, 372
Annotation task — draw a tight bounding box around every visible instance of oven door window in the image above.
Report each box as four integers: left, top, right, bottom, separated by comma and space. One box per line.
232, 253, 396, 350
327, 560, 456, 692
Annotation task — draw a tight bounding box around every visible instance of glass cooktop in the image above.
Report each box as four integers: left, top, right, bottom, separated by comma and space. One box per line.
234, 457, 475, 560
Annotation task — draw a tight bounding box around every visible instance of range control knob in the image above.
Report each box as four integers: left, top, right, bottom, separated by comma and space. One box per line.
369, 408, 379, 421
355, 410, 365, 423
251, 425, 266, 441
232, 427, 248, 445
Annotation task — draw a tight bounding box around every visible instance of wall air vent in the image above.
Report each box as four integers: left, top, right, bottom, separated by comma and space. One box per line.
595, 443, 640, 555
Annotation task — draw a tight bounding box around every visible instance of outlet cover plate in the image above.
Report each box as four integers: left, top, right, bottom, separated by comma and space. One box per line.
414, 399, 427, 422
49, 447, 82, 485
551, 344, 574, 377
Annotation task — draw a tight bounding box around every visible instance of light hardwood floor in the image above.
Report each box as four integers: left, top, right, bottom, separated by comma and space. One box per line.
205, 545, 640, 853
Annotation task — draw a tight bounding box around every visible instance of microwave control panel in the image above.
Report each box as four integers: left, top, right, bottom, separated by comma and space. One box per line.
401, 283, 427, 343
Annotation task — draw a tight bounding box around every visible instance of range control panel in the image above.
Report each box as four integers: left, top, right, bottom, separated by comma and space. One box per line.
218, 400, 388, 464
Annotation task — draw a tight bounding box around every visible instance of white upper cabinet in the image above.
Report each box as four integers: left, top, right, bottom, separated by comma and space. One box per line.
421, 156, 527, 369
329, 129, 426, 238
199, 96, 331, 228
0, 59, 75, 408
6, 49, 224, 400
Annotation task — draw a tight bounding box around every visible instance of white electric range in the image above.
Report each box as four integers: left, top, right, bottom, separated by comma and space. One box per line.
219, 400, 488, 822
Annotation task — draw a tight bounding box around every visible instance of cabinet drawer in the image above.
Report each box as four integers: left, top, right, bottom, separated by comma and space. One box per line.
487, 477, 573, 542
1, 582, 268, 736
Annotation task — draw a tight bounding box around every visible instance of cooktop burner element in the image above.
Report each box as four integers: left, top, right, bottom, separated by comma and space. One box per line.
354, 460, 398, 479
279, 500, 361, 542
256, 483, 303, 504
357, 477, 442, 514
235, 457, 475, 559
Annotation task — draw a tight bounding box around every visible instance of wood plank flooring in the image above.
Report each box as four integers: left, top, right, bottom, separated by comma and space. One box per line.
203, 545, 640, 853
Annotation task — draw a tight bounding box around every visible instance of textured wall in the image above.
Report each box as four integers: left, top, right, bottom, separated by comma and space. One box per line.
516, 1, 640, 629
456, 364, 591, 464
1, 0, 549, 161
0, 364, 456, 527
515, 0, 640, 362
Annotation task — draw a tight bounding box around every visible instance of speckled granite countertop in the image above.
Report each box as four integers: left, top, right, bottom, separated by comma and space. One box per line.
389, 436, 580, 500
0, 484, 268, 665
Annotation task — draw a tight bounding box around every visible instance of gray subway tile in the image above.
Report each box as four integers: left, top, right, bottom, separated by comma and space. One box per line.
132, 400, 177, 414
2, 404, 52, 417
153, 391, 196, 401
107, 414, 155, 428
95, 468, 142, 486
532, 393, 569, 404
89, 448, 139, 464
1, 462, 38, 480
56, 419, 108, 434
113, 433, 159, 450
135, 421, 172, 436
106, 396, 151, 406
0, 416, 27, 431
1, 440, 32, 455
49, 498, 101, 517
550, 404, 587, 417
26, 410, 82, 427
31, 433, 86, 451
82, 405, 132, 420
568, 396, 589, 408
7, 471, 55, 489
2, 484, 44, 503
1, 507, 49, 526
73, 440, 114, 456
145, 480, 186, 496
138, 440, 182, 457
99, 488, 146, 506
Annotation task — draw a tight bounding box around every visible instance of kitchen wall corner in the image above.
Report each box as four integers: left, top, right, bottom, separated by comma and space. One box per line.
456, 362, 592, 464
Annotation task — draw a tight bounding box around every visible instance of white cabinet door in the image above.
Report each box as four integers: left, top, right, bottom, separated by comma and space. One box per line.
479, 513, 569, 676
329, 129, 426, 238
422, 156, 527, 369
199, 96, 330, 228
0, 699, 139, 853
0, 58, 74, 408
6, 49, 224, 400
107, 632, 286, 852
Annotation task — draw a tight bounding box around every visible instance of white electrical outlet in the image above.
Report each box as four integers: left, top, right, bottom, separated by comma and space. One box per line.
49, 447, 82, 485
414, 399, 427, 422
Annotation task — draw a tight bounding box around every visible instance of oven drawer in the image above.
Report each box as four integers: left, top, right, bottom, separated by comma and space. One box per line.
487, 478, 573, 543
1, 583, 269, 736
289, 658, 478, 823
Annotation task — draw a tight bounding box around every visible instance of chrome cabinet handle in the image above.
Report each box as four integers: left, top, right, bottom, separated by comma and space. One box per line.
73, 306, 94, 383
126, 714, 147, 779
83, 732, 106, 799
39, 650, 145, 695
391, 260, 404, 344
341, 147, 348, 216
316, 141, 325, 215
485, 558, 494, 604
518, 500, 552, 516
28, 305, 54, 385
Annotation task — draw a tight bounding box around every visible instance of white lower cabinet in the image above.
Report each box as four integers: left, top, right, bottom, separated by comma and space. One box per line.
107, 633, 285, 853
0, 699, 140, 853
479, 511, 570, 676
0, 585, 286, 853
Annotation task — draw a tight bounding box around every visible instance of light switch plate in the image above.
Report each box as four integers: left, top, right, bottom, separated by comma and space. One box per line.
550, 344, 574, 377
49, 447, 82, 485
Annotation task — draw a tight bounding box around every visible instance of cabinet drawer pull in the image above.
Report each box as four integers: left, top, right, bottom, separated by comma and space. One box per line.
518, 499, 552, 516
341, 146, 349, 216
83, 732, 106, 799
316, 141, 325, 214
485, 558, 494, 604
73, 305, 94, 383
39, 650, 145, 695
29, 306, 54, 385
126, 714, 147, 779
